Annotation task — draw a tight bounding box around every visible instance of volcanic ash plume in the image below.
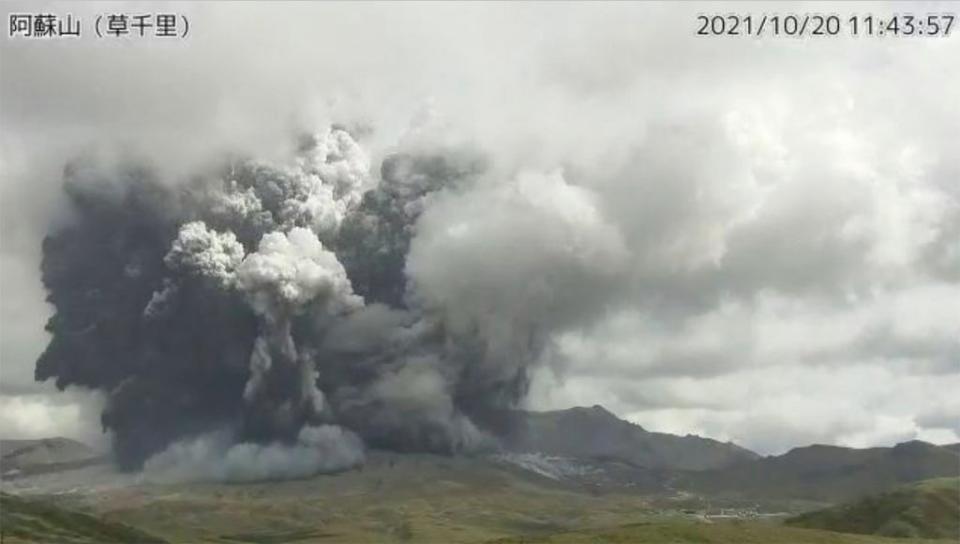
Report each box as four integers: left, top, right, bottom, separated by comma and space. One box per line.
35, 126, 626, 481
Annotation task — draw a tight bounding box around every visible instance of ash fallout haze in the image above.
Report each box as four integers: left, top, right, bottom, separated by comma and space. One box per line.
1, 0, 958, 490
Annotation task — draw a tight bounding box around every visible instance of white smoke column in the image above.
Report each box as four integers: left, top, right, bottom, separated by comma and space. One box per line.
142, 278, 179, 319
361, 354, 494, 451
283, 127, 370, 235
143, 424, 364, 483
154, 132, 370, 471
407, 170, 628, 382
235, 227, 362, 416
236, 228, 361, 319
164, 221, 245, 287
159, 151, 369, 445
206, 127, 371, 240
41, 121, 643, 470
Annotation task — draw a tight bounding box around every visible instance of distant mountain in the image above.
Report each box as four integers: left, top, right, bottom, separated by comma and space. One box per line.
786, 477, 960, 539
684, 440, 960, 502
0, 437, 105, 479
502, 405, 759, 471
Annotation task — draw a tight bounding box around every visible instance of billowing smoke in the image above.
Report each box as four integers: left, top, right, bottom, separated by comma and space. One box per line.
142, 425, 364, 483
35, 126, 626, 480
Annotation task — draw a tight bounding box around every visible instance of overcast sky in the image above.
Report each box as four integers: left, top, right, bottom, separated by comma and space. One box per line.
1, 2, 958, 455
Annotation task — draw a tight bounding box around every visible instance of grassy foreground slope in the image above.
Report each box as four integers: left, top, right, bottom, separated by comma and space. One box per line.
0, 492, 166, 544
786, 478, 960, 539
486, 519, 955, 544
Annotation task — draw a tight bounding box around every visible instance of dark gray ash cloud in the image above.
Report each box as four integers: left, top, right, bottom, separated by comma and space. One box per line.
1, 3, 958, 463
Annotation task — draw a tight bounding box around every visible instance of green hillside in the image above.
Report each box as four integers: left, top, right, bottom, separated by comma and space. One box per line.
0, 492, 166, 544
787, 478, 960, 539
685, 441, 960, 502
487, 518, 954, 543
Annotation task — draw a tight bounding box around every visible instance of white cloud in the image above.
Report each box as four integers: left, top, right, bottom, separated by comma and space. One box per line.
0, 389, 107, 448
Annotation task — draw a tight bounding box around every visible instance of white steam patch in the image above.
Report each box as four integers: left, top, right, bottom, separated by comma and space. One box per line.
494, 452, 595, 481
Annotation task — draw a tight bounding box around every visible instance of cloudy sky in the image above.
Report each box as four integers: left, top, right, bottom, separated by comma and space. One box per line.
1, 2, 958, 455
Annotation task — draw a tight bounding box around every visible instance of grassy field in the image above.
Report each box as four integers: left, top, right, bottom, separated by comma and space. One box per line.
0, 492, 166, 544
7, 490, 953, 544
787, 478, 960, 539
486, 519, 956, 544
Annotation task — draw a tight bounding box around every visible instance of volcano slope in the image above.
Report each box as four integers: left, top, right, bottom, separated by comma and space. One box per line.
2, 410, 957, 543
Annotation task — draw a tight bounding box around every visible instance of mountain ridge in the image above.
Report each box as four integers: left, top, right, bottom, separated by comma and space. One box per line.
501, 405, 759, 471
1, 437, 105, 480
682, 438, 959, 502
